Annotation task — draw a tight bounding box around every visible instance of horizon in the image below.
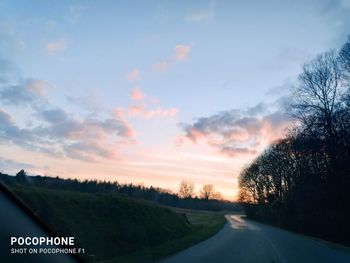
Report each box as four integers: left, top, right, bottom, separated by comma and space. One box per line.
1, 0, 350, 200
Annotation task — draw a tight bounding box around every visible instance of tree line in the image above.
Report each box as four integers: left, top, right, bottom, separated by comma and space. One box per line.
238, 37, 350, 245
0, 170, 240, 212
178, 180, 222, 200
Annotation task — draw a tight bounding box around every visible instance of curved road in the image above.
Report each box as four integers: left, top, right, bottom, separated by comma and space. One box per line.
162, 215, 350, 263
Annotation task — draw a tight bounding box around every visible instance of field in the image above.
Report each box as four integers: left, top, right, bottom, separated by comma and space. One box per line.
10, 185, 226, 262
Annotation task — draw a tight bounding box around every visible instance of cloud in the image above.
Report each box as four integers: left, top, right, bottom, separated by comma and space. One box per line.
45, 39, 67, 54
127, 87, 178, 119
0, 78, 51, 106
126, 69, 140, 82
112, 108, 136, 138
0, 58, 19, 84
0, 102, 136, 162
66, 92, 101, 112
128, 104, 146, 116
153, 61, 169, 72
63, 141, 117, 162
0, 54, 136, 163
186, 1, 216, 22
0, 73, 133, 161
131, 87, 145, 101
151, 44, 192, 74
37, 107, 134, 140
180, 98, 293, 157
174, 44, 191, 61
0, 27, 136, 163
0, 108, 44, 153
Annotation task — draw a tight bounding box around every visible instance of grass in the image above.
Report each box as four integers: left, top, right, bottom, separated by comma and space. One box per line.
10, 185, 226, 263
104, 208, 226, 263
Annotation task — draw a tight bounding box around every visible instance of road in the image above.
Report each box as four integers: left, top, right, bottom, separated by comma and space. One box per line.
162, 215, 350, 263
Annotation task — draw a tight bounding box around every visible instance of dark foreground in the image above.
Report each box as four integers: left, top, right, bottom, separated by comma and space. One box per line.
162, 215, 350, 263
3, 185, 226, 262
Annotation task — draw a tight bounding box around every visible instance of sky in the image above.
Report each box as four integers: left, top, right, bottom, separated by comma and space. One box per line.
0, 0, 349, 200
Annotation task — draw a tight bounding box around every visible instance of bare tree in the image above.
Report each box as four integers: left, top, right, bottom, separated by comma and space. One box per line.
238, 38, 350, 244
178, 180, 195, 199
292, 51, 342, 138
339, 36, 350, 80
199, 184, 215, 200
339, 36, 350, 109
213, 191, 222, 200
199, 184, 222, 200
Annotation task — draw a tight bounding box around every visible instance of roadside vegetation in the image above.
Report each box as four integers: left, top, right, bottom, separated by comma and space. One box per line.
3, 182, 226, 262
10, 184, 226, 262
239, 36, 350, 246
0, 172, 240, 212
105, 208, 226, 263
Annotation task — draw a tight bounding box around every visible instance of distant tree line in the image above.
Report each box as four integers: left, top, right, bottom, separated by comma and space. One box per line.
0, 170, 240, 212
238, 37, 350, 245
178, 180, 222, 200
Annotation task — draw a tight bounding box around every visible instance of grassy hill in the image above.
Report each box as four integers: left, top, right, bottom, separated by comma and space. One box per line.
10, 185, 226, 262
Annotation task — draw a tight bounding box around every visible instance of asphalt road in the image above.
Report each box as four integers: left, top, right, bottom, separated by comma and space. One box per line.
162, 215, 350, 263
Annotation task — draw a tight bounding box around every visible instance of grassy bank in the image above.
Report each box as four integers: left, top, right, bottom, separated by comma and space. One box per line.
10, 185, 226, 262
107, 207, 226, 263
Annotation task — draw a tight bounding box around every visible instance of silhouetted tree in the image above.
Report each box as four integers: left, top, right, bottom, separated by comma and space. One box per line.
199, 184, 222, 200
15, 169, 28, 183
339, 36, 350, 81
178, 180, 195, 199
239, 37, 350, 245
199, 184, 215, 200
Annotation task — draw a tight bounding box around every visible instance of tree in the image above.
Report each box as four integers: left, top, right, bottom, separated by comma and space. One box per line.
178, 180, 195, 199
213, 191, 222, 200
292, 50, 346, 184
292, 50, 342, 139
15, 169, 28, 183
339, 36, 350, 80
199, 184, 222, 200
238, 37, 350, 245
200, 184, 215, 200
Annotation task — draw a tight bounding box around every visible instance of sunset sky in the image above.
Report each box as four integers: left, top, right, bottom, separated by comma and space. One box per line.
0, 0, 349, 199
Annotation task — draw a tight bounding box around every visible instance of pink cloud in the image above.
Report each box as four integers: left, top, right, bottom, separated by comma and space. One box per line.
181, 102, 294, 157
174, 135, 187, 147
185, 128, 207, 143
128, 105, 179, 119
151, 45, 192, 74
153, 61, 169, 71
127, 87, 178, 119
126, 69, 140, 81
131, 87, 145, 101
128, 104, 146, 116
185, 116, 289, 148
0, 104, 137, 163
112, 108, 136, 137
174, 44, 191, 61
